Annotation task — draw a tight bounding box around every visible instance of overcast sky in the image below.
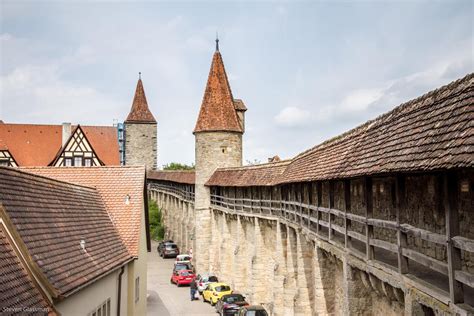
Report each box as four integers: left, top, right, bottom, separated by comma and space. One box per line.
1, 1, 472, 167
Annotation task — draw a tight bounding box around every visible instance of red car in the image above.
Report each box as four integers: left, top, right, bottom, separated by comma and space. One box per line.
170, 269, 195, 287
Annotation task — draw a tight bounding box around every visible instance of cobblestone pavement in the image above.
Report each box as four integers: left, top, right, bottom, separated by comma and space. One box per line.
147, 241, 216, 316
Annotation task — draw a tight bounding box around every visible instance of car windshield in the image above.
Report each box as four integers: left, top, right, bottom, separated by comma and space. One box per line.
175, 265, 187, 270
246, 311, 268, 316
166, 244, 177, 249
208, 276, 218, 282
224, 295, 244, 303
180, 271, 191, 276
215, 285, 231, 292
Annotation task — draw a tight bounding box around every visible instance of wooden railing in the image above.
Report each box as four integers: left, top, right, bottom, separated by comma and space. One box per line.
149, 181, 474, 306
149, 183, 195, 204
209, 193, 474, 304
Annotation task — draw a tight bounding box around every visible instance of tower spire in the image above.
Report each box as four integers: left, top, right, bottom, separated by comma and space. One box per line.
125, 76, 156, 123
215, 32, 219, 52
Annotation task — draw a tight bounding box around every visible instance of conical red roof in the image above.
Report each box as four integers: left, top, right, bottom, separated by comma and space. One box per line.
125, 78, 156, 123
194, 51, 242, 133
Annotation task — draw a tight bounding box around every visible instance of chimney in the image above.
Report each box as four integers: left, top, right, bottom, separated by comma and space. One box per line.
62, 123, 71, 146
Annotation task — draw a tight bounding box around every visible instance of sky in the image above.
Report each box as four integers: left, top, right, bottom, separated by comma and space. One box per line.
1, 0, 472, 168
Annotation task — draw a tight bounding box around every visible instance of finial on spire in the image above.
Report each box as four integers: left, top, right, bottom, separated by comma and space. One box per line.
215, 32, 219, 52
139, 72, 141, 80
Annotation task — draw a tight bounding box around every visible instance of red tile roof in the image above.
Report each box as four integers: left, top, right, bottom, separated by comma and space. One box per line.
0, 225, 55, 314
206, 160, 290, 187
148, 170, 195, 185
125, 79, 156, 123
194, 51, 243, 133
0, 124, 120, 166
22, 166, 146, 257
0, 167, 131, 298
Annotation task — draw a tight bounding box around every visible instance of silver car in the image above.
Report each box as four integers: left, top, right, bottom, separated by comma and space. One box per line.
196, 273, 219, 294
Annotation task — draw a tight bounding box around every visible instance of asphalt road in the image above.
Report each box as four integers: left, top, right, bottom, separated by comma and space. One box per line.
147, 241, 216, 316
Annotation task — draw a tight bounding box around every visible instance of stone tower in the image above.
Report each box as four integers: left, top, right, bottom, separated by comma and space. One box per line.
193, 41, 247, 272
124, 75, 157, 170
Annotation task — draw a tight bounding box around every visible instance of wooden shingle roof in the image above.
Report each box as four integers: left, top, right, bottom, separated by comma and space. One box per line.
0, 167, 131, 298
280, 73, 474, 183
194, 51, 243, 133
148, 170, 196, 185
206, 160, 291, 187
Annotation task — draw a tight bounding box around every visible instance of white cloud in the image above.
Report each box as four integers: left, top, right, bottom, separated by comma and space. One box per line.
274, 106, 312, 127
340, 88, 384, 112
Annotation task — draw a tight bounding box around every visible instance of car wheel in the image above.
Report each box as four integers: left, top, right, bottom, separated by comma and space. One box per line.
211, 299, 215, 306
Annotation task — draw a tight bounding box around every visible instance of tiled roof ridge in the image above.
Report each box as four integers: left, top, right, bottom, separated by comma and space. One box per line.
154, 169, 195, 173
293, 72, 474, 162
215, 159, 292, 172
0, 123, 114, 128
2, 166, 96, 191
20, 165, 145, 170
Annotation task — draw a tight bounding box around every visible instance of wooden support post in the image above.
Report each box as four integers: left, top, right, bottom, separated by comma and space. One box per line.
365, 177, 374, 260
344, 179, 352, 249
329, 181, 334, 241
444, 172, 463, 304
396, 175, 409, 274
317, 182, 322, 235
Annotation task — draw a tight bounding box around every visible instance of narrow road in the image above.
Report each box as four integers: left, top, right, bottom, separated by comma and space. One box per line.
147, 240, 216, 316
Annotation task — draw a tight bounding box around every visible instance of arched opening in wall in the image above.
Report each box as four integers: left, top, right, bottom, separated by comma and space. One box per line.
412, 301, 435, 316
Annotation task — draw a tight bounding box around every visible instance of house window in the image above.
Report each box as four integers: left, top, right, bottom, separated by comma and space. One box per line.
89, 298, 110, 316
84, 158, 92, 167
0, 159, 9, 166
74, 156, 83, 167
64, 158, 73, 167
135, 277, 140, 303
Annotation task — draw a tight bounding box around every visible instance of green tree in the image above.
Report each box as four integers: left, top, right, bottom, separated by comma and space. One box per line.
148, 200, 165, 240
162, 162, 195, 170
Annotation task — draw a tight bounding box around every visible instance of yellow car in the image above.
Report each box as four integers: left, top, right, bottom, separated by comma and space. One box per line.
202, 282, 232, 305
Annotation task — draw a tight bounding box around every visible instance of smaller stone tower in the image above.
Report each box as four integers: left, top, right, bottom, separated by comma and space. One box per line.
124, 74, 157, 170
193, 40, 246, 272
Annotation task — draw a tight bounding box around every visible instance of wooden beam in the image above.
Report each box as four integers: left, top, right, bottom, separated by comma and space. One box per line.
365, 177, 374, 260
444, 172, 464, 304
344, 179, 352, 248
396, 175, 408, 274
317, 182, 322, 235
328, 181, 334, 241
401, 247, 448, 276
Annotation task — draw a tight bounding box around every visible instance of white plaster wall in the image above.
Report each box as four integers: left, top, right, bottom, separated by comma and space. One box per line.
55, 266, 128, 316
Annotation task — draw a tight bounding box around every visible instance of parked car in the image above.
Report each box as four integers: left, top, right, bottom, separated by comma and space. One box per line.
175, 254, 192, 265
161, 243, 179, 258
202, 282, 232, 306
236, 305, 268, 316
173, 262, 193, 273
170, 269, 195, 287
196, 273, 219, 294
215, 293, 249, 316
157, 240, 174, 256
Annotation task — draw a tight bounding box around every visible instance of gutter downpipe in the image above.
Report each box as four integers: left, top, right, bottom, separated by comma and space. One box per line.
117, 266, 125, 316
